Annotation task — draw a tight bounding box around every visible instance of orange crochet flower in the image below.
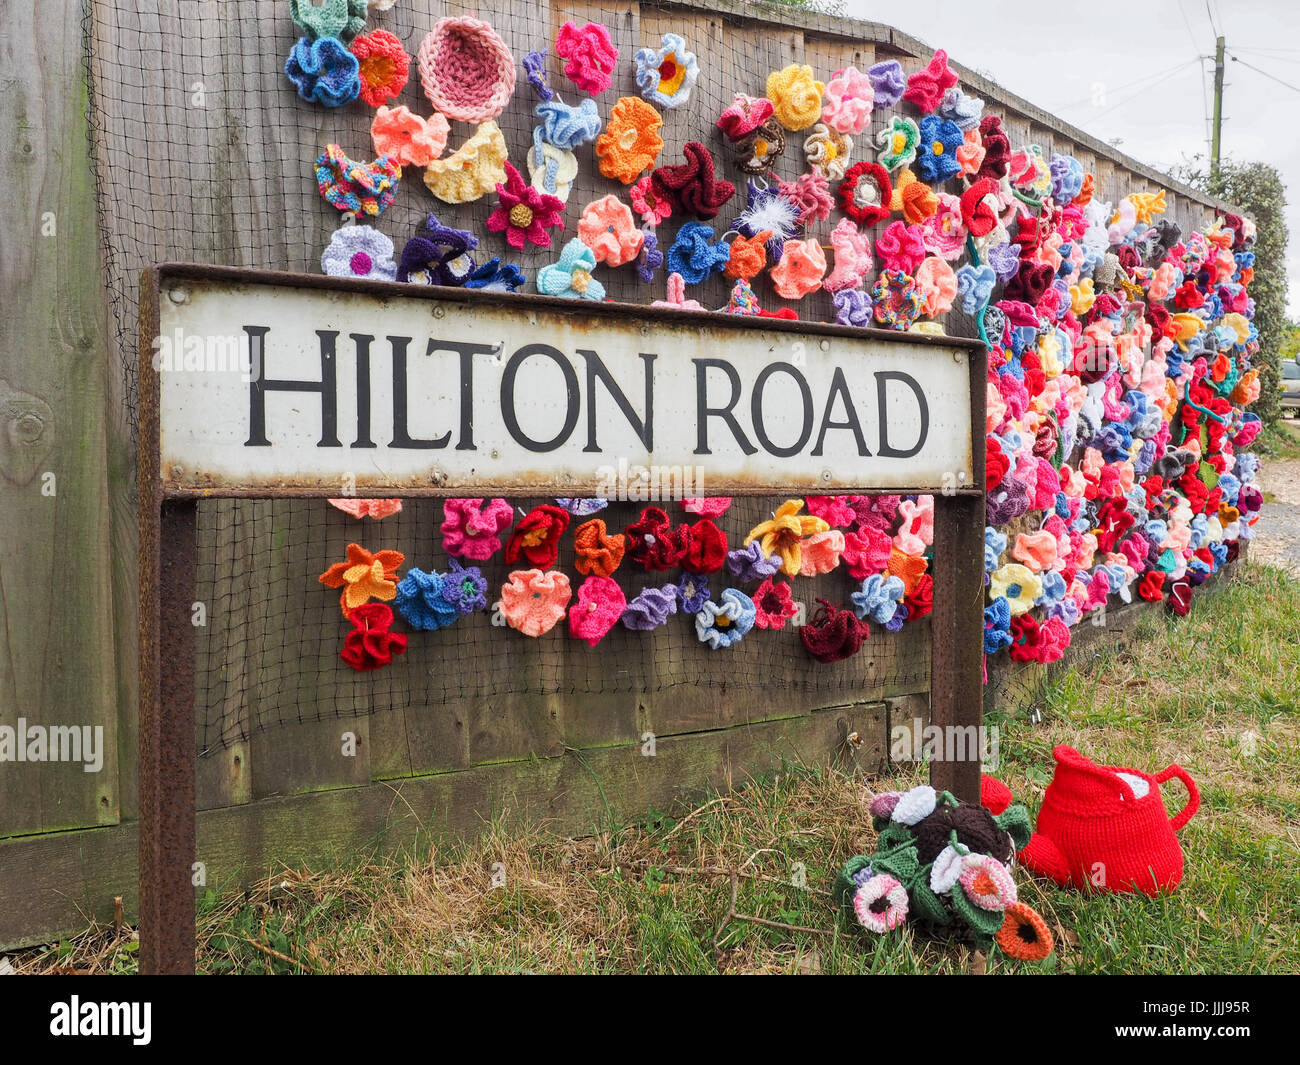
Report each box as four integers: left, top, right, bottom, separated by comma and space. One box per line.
328, 498, 404, 519
770, 238, 825, 299
351, 30, 410, 108
798, 529, 845, 576
886, 547, 927, 596
745, 500, 829, 577
889, 169, 938, 223
573, 518, 626, 578
499, 569, 572, 637
1076, 172, 1094, 206
577, 195, 644, 267
319, 543, 405, 617
996, 901, 1054, 962
595, 97, 664, 184
724, 229, 771, 281
371, 105, 449, 167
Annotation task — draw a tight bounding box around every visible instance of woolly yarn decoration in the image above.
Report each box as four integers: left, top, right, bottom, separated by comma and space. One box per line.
717, 94, 776, 140
423, 122, 508, 204
725, 279, 761, 315
522, 50, 553, 101
573, 518, 625, 577
770, 238, 826, 299
568, 576, 626, 646
875, 221, 925, 274
505, 504, 570, 568
636, 229, 664, 283
526, 142, 579, 202
766, 64, 825, 131
959, 177, 999, 237
903, 49, 958, 113
729, 181, 799, 259
824, 218, 872, 293
725, 542, 782, 584
340, 604, 407, 672
803, 123, 852, 181
486, 162, 565, 250
321, 224, 397, 281
538, 238, 606, 301
351, 29, 410, 108
393, 568, 459, 631
441, 498, 513, 560
673, 574, 710, 614
798, 529, 845, 576
916, 115, 963, 184
554, 20, 618, 95
801, 598, 870, 662
651, 272, 706, 311
876, 116, 920, 171
534, 97, 603, 153
779, 172, 835, 224
666, 222, 731, 285
397, 213, 478, 286
626, 506, 688, 570
556, 498, 610, 517
833, 288, 873, 327
871, 269, 924, 330
371, 105, 449, 167
291, 0, 368, 43
723, 229, 771, 282
578, 195, 644, 267
650, 142, 735, 221
744, 499, 828, 576
866, 59, 906, 107
838, 161, 891, 227
634, 33, 700, 109
594, 97, 664, 184
821, 66, 874, 135
914, 256, 957, 317
682, 518, 729, 574
731, 119, 786, 174
319, 543, 404, 617
695, 588, 757, 649
418, 16, 515, 123
889, 170, 939, 224
442, 558, 488, 615
499, 569, 571, 637
622, 585, 678, 631
286, 36, 362, 107
684, 497, 733, 518
328, 498, 403, 519
938, 87, 984, 131
316, 145, 400, 217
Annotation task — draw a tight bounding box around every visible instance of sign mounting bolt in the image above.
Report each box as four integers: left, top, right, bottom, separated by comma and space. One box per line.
168, 287, 189, 305
433, 305, 446, 319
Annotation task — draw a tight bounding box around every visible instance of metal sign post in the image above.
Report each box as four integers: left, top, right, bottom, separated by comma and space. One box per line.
138, 263, 985, 973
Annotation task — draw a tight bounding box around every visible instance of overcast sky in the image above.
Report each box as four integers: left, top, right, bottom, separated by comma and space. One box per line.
844, 0, 1300, 319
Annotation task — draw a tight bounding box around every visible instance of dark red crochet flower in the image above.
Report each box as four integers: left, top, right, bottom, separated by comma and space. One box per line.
904, 573, 933, 620
682, 518, 728, 574
976, 116, 1009, 181
1005, 260, 1053, 306
505, 504, 571, 567
650, 142, 735, 221
902, 49, 958, 113
838, 161, 892, 227
625, 506, 687, 570
1116, 245, 1141, 274
1166, 577, 1193, 617
800, 598, 869, 663
486, 162, 565, 250
340, 603, 408, 672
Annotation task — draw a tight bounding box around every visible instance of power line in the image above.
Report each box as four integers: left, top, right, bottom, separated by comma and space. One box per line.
1229, 53, 1300, 95
1084, 59, 1204, 124
1052, 57, 1203, 113
1205, 0, 1219, 37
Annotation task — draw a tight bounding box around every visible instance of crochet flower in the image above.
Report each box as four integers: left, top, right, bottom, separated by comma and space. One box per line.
803, 123, 852, 181
889, 169, 939, 224
329, 498, 403, 520
464, 258, 526, 292
394, 568, 459, 631
651, 273, 705, 311
725, 542, 781, 584
371, 105, 449, 167
534, 97, 602, 153
322, 225, 397, 281
875, 221, 925, 274
629, 174, 673, 226
650, 142, 735, 221
441, 498, 513, 560
635, 32, 699, 109
838, 161, 891, 227
683, 518, 728, 574
717, 94, 776, 140
286, 36, 361, 107
732, 119, 786, 174
340, 603, 407, 672
573, 518, 625, 578
729, 181, 799, 258
626, 506, 687, 570
984, 596, 1013, 653
852, 873, 909, 933
989, 563, 1043, 616
351, 30, 410, 108
674, 574, 711, 614
766, 64, 825, 131
867, 60, 906, 106
723, 230, 769, 282
833, 289, 873, 326
290, 0, 367, 42
903, 49, 958, 113
752, 578, 798, 630
799, 529, 844, 576
920, 193, 966, 259
958, 853, 1018, 911
556, 498, 610, 517
876, 116, 920, 172
315, 145, 400, 217
537, 239, 605, 301
770, 238, 826, 299
851, 573, 905, 625
997, 902, 1055, 962
486, 162, 565, 251
821, 66, 874, 135
505, 504, 570, 568
745, 500, 829, 576
319, 543, 404, 617
500, 569, 571, 637
523, 142, 578, 204
575, 195, 643, 267
417, 16, 515, 123
636, 229, 664, 283
778, 172, 835, 224
684, 497, 732, 518
423, 121, 508, 204
441, 558, 488, 615
824, 218, 873, 293
667, 222, 731, 285
695, 588, 757, 649
939, 87, 984, 131
595, 97, 664, 184
916, 115, 963, 184
522, 49, 553, 100
398, 214, 478, 285
956, 264, 996, 314
622, 586, 678, 631
568, 576, 626, 647
555, 20, 618, 95
871, 270, 923, 330
914, 256, 957, 317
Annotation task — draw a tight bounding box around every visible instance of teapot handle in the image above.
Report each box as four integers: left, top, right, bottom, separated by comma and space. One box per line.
1156, 765, 1200, 832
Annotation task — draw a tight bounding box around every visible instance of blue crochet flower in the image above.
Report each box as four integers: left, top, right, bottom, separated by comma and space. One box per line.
394, 569, 458, 631
851, 574, 904, 625
916, 115, 963, 184
983, 596, 1013, 654
534, 98, 602, 152
1046, 597, 1080, 627
440, 559, 487, 616
1050, 153, 1085, 203
695, 588, 756, 649
674, 575, 711, 614
634, 33, 699, 109
465, 257, 527, 292
1037, 569, 1067, 609
398, 214, 478, 286
984, 527, 1007, 573
666, 222, 730, 285
956, 264, 996, 315
938, 87, 984, 131
987, 242, 1020, 282
285, 37, 360, 107
537, 239, 605, 300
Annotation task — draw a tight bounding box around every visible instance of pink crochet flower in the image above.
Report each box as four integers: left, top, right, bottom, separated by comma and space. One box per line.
568, 575, 626, 646
651, 272, 706, 310
630, 173, 672, 226
893, 496, 933, 555
920, 193, 967, 260
778, 172, 835, 224
842, 527, 893, 578
371, 105, 449, 167
770, 238, 826, 299
500, 569, 572, 637
442, 498, 514, 560
903, 49, 957, 113
956, 128, 985, 176
716, 93, 776, 140
798, 529, 845, 576
805, 495, 857, 527
914, 256, 958, 317
1012, 530, 1058, 572
486, 162, 565, 250
824, 218, 873, 293
821, 66, 874, 135
555, 21, 619, 95
683, 497, 732, 517
875, 221, 926, 274
577, 195, 644, 267
328, 498, 403, 519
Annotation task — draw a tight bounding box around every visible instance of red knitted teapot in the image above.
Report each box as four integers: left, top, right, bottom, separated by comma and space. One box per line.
1021, 746, 1199, 897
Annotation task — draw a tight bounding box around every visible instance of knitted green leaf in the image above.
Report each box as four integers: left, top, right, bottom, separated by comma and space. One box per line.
871, 841, 920, 884
874, 822, 915, 852
832, 855, 873, 909
993, 803, 1032, 853
950, 883, 1007, 936
908, 878, 950, 926
291, 0, 369, 43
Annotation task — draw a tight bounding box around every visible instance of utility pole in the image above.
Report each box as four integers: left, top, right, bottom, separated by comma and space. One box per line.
1211, 35, 1225, 179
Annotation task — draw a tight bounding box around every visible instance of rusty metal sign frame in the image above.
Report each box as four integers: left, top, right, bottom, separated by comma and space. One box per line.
137, 263, 986, 974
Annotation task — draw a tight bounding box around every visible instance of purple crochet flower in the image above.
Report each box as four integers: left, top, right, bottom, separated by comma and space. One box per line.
523, 50, 554, 101
637, 228, 664, 284
850, 494, 899, 533
399, 214, 479, 286
555, 498, 609, 516
622, 585, 678, 630
673, 575, 710, 614
867, 60, 906, 107
725, 542, 781, 584
440, 558, 488, 615
987, 241, 1020, 282
833, 287, 873, 327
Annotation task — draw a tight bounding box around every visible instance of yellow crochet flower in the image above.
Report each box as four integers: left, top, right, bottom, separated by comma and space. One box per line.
1129, 189, 1167, 225
745, 499, 829, 576
989, 563, 1042, 617
1069, 277, 1096, 316
423, 120, 508, 204
766, 64, 825, 131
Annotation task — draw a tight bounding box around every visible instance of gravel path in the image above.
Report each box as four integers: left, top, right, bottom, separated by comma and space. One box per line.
1252, 423, 1300, 578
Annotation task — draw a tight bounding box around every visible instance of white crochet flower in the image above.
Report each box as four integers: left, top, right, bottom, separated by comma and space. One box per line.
890, 784, 937, 826
929, 844, 966, 894
321, 225, 397, 281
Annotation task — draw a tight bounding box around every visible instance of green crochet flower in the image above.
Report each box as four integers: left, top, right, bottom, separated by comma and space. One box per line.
291, 0, 368, 43
876, 115, 920, 172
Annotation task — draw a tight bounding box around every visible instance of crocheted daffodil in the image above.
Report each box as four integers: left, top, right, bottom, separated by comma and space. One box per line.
745, 500, 830, 576
319, 543, 405, 617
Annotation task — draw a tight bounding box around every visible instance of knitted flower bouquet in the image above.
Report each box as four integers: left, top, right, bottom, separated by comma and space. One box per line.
833, 784, 1055, 962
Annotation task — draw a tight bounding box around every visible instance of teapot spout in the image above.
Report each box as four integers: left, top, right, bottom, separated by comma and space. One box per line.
1021, 832, 1069, 885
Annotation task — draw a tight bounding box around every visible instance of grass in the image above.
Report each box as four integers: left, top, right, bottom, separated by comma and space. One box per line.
13, 563, 1300, 975
1256, 416, 1300, 460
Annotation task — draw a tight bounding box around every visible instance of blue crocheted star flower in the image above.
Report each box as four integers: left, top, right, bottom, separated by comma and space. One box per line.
394, 569, 458, 631
916, 115, 963, 184
464, 257, 526, 292
666, 222, 730, 285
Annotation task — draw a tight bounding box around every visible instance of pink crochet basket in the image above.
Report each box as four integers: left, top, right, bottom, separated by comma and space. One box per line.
418, 16, 515, 123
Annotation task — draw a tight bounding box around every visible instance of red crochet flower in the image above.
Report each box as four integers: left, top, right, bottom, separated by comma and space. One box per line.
486, 162, 566, 250
1008, 614, 1042, 663
625, 506, 688, 570
1173, 280, 1205, 310
752, 577, 798, 630
960, 178, 999, 238
902, 49, 958, 113
904, 573, 933, 620
650, 142, 736, 221
976, 116, 1009, 181
986, 437, 1010, 493
505, 504, 571, 567
805, 495, 856, 527
682, 518, 728, 574
1166, 577, 1193, 617
838, 161, 891, 227
340, 603, 408, 672
351, 30, 411, 109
